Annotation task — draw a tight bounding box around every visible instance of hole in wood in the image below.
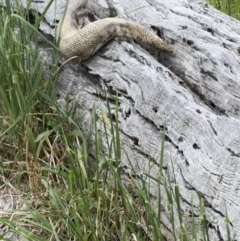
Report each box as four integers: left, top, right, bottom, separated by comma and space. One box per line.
186, 40, 194, 46
133, 137, 139, 146
193, 143, 200, 149
178, 136, 183, 142
206, 27, 214, 35
196, 109, 202, 114
152, 107, 158, 113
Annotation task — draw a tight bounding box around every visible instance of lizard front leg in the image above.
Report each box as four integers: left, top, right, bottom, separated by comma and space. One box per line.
73, 0, 90, 28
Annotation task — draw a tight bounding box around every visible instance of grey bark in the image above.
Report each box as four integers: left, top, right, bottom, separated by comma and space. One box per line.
1, 0, 240, 240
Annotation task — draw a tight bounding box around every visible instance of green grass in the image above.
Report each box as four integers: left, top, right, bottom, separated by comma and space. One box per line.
207, 0, 240, 19
0, 0, 237, 240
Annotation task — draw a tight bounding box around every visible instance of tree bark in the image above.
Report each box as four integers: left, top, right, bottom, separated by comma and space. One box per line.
3, 0, 240, 240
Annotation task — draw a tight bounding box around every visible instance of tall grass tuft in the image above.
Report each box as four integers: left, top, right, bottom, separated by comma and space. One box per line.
207, 0, 240, 19
0, 0, 58, 192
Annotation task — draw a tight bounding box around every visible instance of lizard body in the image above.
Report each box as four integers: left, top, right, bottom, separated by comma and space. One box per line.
59, 0, 172, 61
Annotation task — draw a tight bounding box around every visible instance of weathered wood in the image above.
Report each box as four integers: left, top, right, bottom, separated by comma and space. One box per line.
2, 0, 240, 240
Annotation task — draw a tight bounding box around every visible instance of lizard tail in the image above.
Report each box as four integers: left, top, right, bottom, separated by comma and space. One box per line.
112, 18, 172, 53
59, 17, 172, 60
